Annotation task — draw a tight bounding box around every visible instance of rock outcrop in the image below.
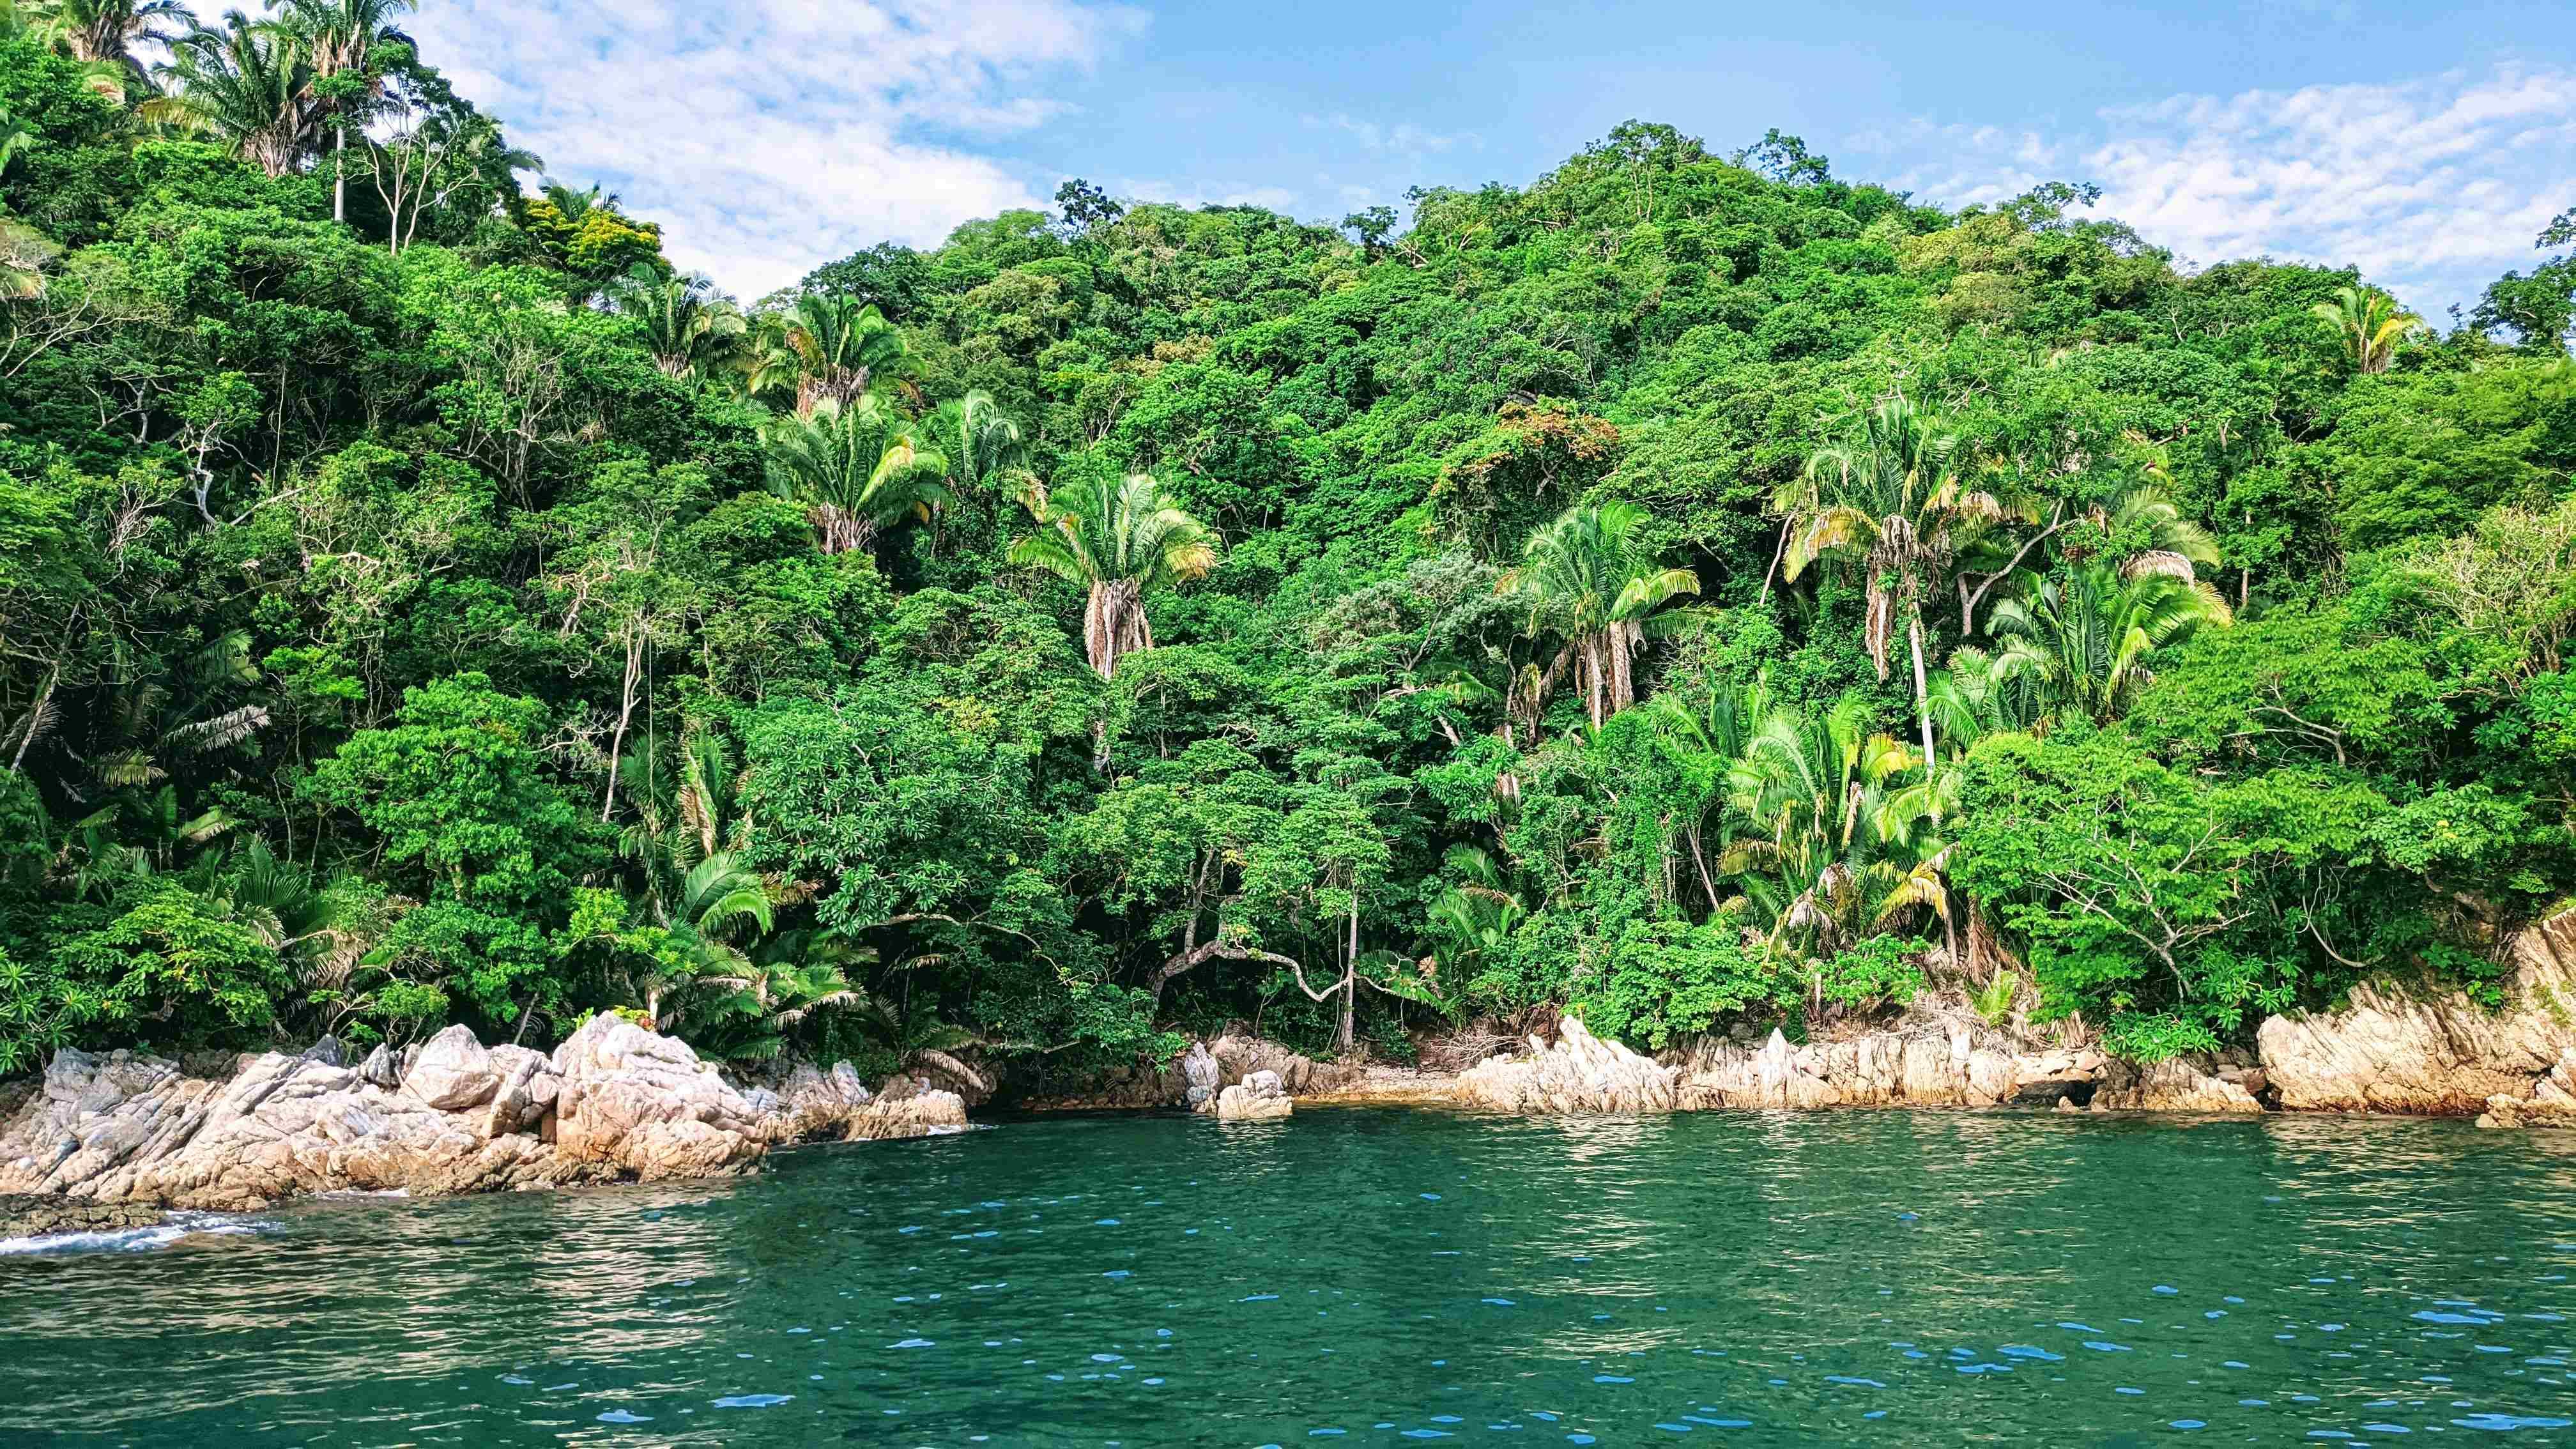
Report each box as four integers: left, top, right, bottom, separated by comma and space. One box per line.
0, 1013, 967, 1213
2258, 913, 2576, 1121
1206, 1069, 1292, 1122
1669, 1025, 2259, 1114
1455, 1016, 1679, 1114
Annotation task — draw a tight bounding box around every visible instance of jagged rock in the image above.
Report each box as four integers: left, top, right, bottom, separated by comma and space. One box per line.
2476, 1046, 2576, 1129
1209, 1070, 1292, 1122
844, 1078, 969, 1139
1181, 1041, 1221, 1110
357, 1043, 400, 1090
2094, 1057, 2262, 1112
1667, 1020, 2256, 1114
0, 1014, 966, 1213
762, 1059, 887, 1142
1206, 1034, 1361, 1096
299, 1036, 346, 1068
404, 1025, 501, 1112
2258, 917, 2576, 1116
1456, 1016, 1678, 1114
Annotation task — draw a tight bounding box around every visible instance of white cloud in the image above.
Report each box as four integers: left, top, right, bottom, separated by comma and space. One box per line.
204, 0, 1146, 297
1304, 113, 1476, 158
1851, 66, 2576, 315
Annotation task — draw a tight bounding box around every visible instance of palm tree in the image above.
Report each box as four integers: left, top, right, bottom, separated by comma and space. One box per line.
616, 268, 746, 380
155, 12, 316, 179
26, 0, 188, 75
1424, 845, 1526, 979
756, 293, 907, 416
1009, 471, 1217, 680
1719, 695, 1949, 986
761, 395, 949, 556
2311, 284, 2423, 374
1779, 396, 2002, 776
1986, 560, 2232, 724
937, 388, 1031, 494
279, 0, 415, 224
1498, 501, 1699, 728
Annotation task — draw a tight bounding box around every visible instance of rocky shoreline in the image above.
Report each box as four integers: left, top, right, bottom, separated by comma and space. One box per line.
1019, 915, 2576, 1128
0, 1011, 965, 1243
13, 915, 2576, 1249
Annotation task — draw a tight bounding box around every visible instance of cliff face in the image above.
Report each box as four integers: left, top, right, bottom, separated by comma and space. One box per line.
0, 1014, 965, 1213
2256, 913, 2576, 1121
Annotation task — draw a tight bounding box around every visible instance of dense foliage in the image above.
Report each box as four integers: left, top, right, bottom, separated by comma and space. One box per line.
4, 6, 2573, 1081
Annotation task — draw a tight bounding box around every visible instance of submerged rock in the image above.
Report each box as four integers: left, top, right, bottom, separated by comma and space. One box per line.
1455, 1016, 1678, 1114
0, 1193, 165, 1243
2261, 913, 2576, 1119
0, 1013, 966, 1213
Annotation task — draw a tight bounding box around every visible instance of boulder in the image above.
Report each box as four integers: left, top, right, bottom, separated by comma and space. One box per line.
1180, 1041, 1221, 1110
843, 1078, 970, 1139
404, 1025, 501, 1112
1209, 1070, 1292, 1123
1456, 1016, 1678, 1114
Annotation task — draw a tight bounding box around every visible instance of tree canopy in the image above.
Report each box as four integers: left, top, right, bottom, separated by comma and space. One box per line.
3, 8, 2572, 1081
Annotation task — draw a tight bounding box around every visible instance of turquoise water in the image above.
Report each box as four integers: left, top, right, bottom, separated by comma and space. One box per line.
6, 1108, 2576, 1446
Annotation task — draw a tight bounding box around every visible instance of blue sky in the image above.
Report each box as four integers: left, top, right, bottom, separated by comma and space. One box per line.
351, 0, 2575, 314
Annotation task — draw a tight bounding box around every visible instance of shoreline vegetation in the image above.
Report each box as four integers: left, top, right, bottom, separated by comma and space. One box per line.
6, 0, 2576, 1230
9, 907, 2575, 1245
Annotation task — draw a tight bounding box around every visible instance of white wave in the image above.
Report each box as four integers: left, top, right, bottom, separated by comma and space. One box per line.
0, 1213, 265, 1257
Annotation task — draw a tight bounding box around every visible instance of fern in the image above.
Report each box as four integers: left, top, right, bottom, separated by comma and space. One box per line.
1968, 969, 2018, 1026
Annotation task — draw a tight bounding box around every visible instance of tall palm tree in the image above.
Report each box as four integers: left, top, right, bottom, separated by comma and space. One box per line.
1779, 396, 2002, 776
616, 268, 746, 379
155, 12, 316, 179
761, 395, 949, 556
1009, 471, 1217, 680
755, 293, 907, 416
26, 0, 188, 75
279, 0, 415, 224
2311, 284, 2423, 374
1986, 560, 2232, 724
1499, 500, 1699, 728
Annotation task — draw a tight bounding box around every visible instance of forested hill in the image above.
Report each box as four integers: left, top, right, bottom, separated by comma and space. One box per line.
4, 8, 2573, 1086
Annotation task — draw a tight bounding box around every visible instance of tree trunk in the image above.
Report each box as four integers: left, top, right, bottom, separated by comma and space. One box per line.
334, 126, 347, 224
1338, 891, 1359, 1054
601, 624, 645, 822
1908, 609, 1938, 781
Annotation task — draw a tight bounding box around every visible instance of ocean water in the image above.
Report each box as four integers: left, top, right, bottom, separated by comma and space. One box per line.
4, 1108, 2575, 1445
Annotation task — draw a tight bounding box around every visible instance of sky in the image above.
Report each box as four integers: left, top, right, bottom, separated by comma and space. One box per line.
284, 0, 2576, 314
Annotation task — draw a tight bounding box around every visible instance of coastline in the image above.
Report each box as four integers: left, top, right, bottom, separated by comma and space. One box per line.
12, 912, 2576, 1248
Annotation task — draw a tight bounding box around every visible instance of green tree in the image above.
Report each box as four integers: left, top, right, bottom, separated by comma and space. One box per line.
280, 0, 414, 224
1009, 470, 1216, 680
2310, 284, 2423, 374
761, 394, 948, 556
302, 673, 604, 1031
1987, 561, 2233, 724
1779, 397, 2002, 774
155, 12, 316, 179
1499, 500, 1699, 728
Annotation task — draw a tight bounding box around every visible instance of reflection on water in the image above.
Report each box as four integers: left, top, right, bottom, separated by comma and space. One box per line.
5, 1109, 2576, 1446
